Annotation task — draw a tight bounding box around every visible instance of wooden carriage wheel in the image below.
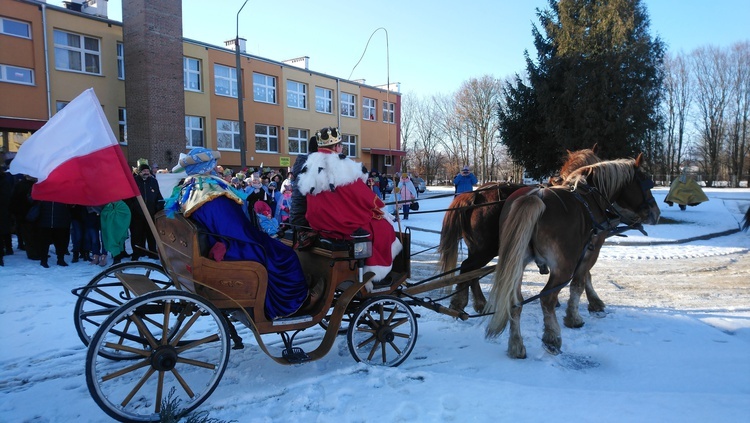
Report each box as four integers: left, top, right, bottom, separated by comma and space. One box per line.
85, 290, 230, 422
347, 296, 418, 367
73, 261, 173, 356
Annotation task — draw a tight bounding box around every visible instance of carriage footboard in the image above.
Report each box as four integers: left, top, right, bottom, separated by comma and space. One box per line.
115, 272, 162, 296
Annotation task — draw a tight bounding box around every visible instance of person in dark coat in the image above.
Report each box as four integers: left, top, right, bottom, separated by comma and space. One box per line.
37, 201, 71, 267
0, 165, 14, 265
289, 136, 317, 228
10, 175, 43, 261
129, 163, 163, 260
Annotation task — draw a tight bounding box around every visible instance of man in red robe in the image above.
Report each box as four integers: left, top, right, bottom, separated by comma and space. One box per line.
296, 127, 401, 283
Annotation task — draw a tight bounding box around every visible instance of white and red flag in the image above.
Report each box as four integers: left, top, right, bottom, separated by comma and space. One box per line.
9, 88, 140, 206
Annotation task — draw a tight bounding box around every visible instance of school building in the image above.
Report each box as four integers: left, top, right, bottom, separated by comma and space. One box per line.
0, 0, 405, 173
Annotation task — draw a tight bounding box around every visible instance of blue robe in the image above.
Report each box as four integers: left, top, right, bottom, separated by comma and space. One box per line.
190, 196, 308, 319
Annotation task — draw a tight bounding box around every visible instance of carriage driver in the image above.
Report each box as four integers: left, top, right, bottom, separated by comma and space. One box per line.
296, 127, 402, 287
164, 148, 311, 319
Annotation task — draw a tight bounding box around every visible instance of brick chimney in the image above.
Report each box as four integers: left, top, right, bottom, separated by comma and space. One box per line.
122, 0, 185, 171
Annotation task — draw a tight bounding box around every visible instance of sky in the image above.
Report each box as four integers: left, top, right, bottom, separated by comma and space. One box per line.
52, 0, 750, 98
1, 187, 749, 421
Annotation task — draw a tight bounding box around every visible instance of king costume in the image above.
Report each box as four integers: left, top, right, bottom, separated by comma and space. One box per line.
296, 148, 402, 282
164, 148, 309, 320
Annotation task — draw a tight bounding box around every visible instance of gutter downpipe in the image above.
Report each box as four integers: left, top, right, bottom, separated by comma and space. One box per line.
41, 3, 52, 119
336, 78, 341, 129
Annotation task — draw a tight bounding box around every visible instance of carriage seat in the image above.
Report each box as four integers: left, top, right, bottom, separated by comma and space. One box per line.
155, 211, 268, 310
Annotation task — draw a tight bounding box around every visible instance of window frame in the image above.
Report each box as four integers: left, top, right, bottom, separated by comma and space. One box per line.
315, 86, 333, 114
382, 101, 395, 124
255, 124, 279, 153
286, 80, 307, 109
287, 128, 309, 155
118, 107, 127, 144
0, 64, 34, 85
53, 29, 101, 75
340, 92, 356, 118
116, 42, 124, 80
253, 72, 277, 104
216, 118, 241, 150
183, 57, 201, 92
1, 17, 31, 39
214, 64, 237, 98
363, 97, 376, 121
341, 134, 357, 158
185, 115, 205, 148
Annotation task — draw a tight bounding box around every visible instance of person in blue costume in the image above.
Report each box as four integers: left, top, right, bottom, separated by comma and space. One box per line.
165, 148, 309, 320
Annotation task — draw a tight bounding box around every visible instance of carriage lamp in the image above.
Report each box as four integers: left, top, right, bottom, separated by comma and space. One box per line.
350, 228, 373, 259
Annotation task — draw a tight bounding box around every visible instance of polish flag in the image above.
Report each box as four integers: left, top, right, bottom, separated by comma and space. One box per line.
9, 88, 140, 206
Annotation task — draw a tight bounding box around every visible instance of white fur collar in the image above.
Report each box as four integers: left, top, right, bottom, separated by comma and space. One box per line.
296, 151, 368, 196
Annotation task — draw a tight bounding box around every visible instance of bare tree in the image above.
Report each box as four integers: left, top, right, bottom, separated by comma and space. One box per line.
454, 75, 503, 183
399, 92, 416, 172
410, 94, 447, 184
691, 46, 732, 186
661, 52, 692, 181
726, 41, 750, 187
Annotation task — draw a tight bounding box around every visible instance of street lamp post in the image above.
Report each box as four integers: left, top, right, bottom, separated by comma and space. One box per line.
235, 0, 249, 169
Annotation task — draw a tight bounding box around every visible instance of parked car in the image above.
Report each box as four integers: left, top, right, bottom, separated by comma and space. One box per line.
383, 176, 394, 194
412, 177, 426, 193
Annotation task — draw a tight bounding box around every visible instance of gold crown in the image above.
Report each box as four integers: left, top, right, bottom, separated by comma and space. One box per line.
316, 127, 341, 147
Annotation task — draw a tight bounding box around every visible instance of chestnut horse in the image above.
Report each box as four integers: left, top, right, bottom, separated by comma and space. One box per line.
438, 147, 601, 314
485, 155, 660, 358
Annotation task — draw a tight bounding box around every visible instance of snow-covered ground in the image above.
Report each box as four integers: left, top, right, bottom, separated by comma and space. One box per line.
1, 187, 749, 422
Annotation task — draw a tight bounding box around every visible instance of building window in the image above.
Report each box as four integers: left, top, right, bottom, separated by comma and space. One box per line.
116, 42, 124, 79
217, 119, 240, 150
183, 57, 201, 91
214, 64, 237, 97
341, 92, 356, 118
0, 64, 34, 85
53, 29, 101, 75
315, 87, 333, 114
384, 155, 393, 167
253, 73, 276, 103
55, 101, 69, 113
255, 124, 278, 153
287, 128, 309, 155
341, 134, 356, 158
382, 101, 395, 123
118, 108, 127, 144
287, 80, 307, 109
1, 17, 31, 39
185, 116, 204, 148
363, 97, 376, 121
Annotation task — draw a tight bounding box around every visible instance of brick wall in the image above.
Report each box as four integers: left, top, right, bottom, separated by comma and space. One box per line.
122, 0, 185, 171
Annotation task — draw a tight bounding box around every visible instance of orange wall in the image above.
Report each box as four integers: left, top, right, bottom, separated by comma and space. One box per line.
0, 0, 48, 121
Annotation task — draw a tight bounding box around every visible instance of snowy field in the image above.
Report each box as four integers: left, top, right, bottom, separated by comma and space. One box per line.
1, 187, 749, 422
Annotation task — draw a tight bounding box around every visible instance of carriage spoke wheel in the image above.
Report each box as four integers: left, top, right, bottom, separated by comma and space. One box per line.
73, 262, 173, 359
347, 296, 417, 367
86, 291, 230, 422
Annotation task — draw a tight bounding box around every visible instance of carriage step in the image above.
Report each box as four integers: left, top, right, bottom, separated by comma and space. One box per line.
282, 347, 310, 363
272, 315, 313, 326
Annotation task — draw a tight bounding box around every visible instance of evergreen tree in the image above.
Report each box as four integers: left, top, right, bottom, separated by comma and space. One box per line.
499, 0, 665, 178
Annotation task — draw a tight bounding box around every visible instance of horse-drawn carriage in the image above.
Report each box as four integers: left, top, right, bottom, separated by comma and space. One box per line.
73, 210, 422, 422
73, 152, 660, 422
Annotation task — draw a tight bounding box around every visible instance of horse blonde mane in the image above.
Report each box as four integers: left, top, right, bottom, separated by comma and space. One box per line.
563, 159, 636, 200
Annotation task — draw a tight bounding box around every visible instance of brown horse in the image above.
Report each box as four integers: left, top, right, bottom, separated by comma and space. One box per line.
485, 155, 660, 358
743, 206, 750, 232
438, 147, 601, 314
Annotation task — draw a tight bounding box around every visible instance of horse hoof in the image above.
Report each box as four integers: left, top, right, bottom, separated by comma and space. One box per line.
543, 343, 562, 355
563, 315, 585, 328
507, 346, 527, 359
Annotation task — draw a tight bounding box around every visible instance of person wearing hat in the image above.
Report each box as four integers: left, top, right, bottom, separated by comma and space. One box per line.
164, 148, 309, 319
453, 165, 477, 195
397, 173, 417, 220
296, 127, 402, 285
129, 161, 163, 261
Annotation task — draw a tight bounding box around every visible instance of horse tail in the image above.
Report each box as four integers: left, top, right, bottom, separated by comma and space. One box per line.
742, 206, 750, 232
485, 192, 546, 338
438, 194, 470, 273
